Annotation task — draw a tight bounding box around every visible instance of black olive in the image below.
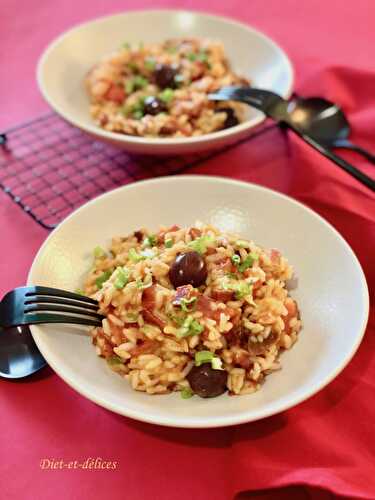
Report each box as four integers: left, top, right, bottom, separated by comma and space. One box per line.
143, 96, 167, 116
153, 63, 178, 89
169, 251, 207, 288
215, 107, 239, 129
187, 363, 227, 398
133, 230, 143, 242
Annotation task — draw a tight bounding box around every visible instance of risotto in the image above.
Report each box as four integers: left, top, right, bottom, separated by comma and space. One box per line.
85, 38, 249, 137
83, 223, 302, 398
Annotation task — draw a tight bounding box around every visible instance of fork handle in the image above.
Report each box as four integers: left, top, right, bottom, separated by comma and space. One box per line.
332, 139, 375, 165
285, 121, 375, 191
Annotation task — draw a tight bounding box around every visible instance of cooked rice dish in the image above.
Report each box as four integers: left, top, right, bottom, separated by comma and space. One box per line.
83, 223, 301, 398
85, 38, 249, 137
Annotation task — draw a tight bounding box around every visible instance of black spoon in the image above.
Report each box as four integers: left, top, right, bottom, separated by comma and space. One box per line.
289, 97, 375, 164
0, 325, 46, 378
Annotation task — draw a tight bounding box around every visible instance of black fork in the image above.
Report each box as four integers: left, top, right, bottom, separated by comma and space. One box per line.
0, 286, 104, 328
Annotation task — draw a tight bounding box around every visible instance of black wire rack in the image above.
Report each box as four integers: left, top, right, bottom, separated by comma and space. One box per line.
0, 113, 276, 229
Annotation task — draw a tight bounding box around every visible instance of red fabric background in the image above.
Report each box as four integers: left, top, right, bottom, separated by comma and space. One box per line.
1, 1, 374, 499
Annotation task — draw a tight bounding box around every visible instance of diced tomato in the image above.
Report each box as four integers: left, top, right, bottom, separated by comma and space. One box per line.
107, 322, 124, 344
285, 300, 297, 316
105, 84, 125, 103
141, 285, 166, 329
283, 300, 297, 334
201, 326, 210, 341
142, 308, 166, 329
130, 340, 159, 356
211, 290, 234, 302
101, 341, 114, 357
142, 285, 157, 310
270, 248, 281, 264
189, 227, 202, 239
234, 351, 252, 370
227, 307, 241, 326
214, 257, 233, 273
252, 279, 263, 291
206, 247, 216, 256
196, 294, 216, 319
157, 225, 180, 244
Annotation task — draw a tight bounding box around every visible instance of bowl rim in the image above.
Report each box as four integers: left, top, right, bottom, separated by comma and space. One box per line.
36, 8, 294, 146
27, 175, 369, 428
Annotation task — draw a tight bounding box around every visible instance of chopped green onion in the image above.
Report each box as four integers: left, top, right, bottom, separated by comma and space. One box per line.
168, 313, 186, 327
222, 278, 252, 300
177, 316, 204, 338
187, 52, 197, 61
125, 80, 135, 94
95, 269, 113, 289
180, 296, 197, 312
124, 312, 139, 322
226, 272, 238, 280
238, 254, 257, 272
180, 387, 194, 399
125, 75, 149, 94
231, 252, 258, 273
197, 51, 209, 63
139, 41, 144, 50
191, 319, 203, 333
114, 267, 130, 289
211, 357, 224, 370
144, 58, 156, 70
231, 254, 241, 266
188, 235, 215, 254
140, 248, 156, 259
159, 88, 174, 103
233, 282, 252, 299
195, 351, 223, 370
128, 248, 145, 262
75, 288, 85, 296
166, 46, 178, 54
187, 50, 209, 64
132, 110, 144, 119
173, 74, 185, 86
107, 355, 123, 365
165, 238, 173, 248
134, 75, 148, 88
142, 234, 157, 247
122, 42, 131, 49
135, 276, 153, 289
93, 246, 106, 258
236, 240, 250, 248
121, 104, 132, 117
195, 350, 214, 366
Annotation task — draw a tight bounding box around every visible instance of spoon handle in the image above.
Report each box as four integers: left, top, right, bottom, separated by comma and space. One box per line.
284, 122, 375, 192
332, 139, 375, 165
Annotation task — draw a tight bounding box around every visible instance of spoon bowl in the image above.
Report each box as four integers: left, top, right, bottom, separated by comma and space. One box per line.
0, 325, 46, 378
290, 96, 375, 163
289, 97, 350, 142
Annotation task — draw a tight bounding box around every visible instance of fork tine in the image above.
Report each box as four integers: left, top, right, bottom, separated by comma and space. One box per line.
24, 304, 104, 320
24, 296, 99, 311
21, 313, 102, 327
27, 286, 97, 305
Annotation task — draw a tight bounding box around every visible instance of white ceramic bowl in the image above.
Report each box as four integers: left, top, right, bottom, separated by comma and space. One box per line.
37, 10, 293, 155
28, 176, 369, 428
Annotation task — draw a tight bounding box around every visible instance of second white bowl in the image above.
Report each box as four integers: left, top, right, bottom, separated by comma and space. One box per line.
37, 10, 293, 154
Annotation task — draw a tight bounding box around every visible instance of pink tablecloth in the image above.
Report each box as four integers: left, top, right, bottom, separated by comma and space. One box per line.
1, 1, 375, 499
